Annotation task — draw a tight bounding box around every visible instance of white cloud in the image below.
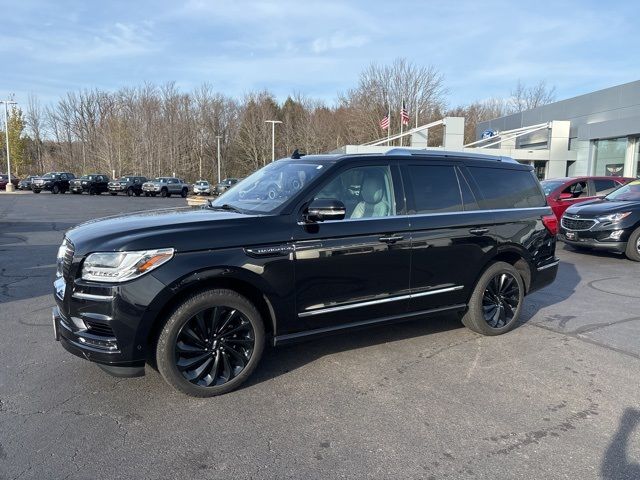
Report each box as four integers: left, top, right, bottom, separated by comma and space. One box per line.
311, 32, 369, 54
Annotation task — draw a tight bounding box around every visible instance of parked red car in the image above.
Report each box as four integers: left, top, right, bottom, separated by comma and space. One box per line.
541, 176, 633, 220
0, 174, 20, 190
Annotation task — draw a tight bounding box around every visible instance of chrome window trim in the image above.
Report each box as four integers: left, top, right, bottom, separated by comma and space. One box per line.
298, 285, 464, 318
297, 206, 550, 226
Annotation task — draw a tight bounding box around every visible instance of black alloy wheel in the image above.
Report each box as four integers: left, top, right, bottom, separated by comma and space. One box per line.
52, 185, 60, 194
157, 289, 265, 397
461, 261, 524, 336
174, 306, 255, 387
481, 272, 521, 328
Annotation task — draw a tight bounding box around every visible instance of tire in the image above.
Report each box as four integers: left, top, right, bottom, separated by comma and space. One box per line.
52, 185, 60, 194
625, 227, 640, 262
156, 289, 265, 397
461, 261, 524, 336
127, 187, 134, 197
135, 191, 141, 197
160, 188, 168, 198
181, 188, 188, 198
110, 192, 117, 196
72, 191, 80, 195
89, 187, 96, 195
33, 189, 40, 194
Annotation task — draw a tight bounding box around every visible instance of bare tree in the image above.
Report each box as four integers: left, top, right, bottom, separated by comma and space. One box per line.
508, 80, 556, 114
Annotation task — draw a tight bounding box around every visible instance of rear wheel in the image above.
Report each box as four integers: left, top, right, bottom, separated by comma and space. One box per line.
461, 261, 524, 336
625, 228, 640, 262
156, 289, 265, 397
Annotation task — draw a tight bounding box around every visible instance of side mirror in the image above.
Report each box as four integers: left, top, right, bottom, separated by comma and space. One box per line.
558, 192, 573, 200
305, 199, 346, 222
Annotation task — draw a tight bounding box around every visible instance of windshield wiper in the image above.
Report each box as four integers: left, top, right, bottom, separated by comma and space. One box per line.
208, 203, 244, 213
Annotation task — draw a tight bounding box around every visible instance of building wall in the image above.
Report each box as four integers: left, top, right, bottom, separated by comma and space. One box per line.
477, 80, 640, 178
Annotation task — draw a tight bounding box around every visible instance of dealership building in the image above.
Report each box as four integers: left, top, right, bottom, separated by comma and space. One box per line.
345, 80, 640, 181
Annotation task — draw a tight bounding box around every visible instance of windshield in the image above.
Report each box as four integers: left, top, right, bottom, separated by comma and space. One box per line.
42, 173, 55, 179
153, 178, 168, 183
80, 175, 94, 180
605, 180, 640, 201
196, 181, 208, 186
123, 177, 133, 182
210, 161, 326, 213
540, 180, 565, 196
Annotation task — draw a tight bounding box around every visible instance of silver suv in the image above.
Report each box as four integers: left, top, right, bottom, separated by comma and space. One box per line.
142, 177, 189, 198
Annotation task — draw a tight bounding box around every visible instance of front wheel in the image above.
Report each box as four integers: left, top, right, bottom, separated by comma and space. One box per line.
461, 261, 524, 336
181, 188, 188, 198
160, 188, 168, 198
625, 228, 640, 262
127, 187, 134, 197
52, 185, 60, 194
156, 289, 265, 397
33, 189, 40, 194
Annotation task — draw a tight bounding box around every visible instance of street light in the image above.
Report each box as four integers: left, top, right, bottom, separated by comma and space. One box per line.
1, 99, 17, 193
264, 120, 282, 164
215, 135, 223, 183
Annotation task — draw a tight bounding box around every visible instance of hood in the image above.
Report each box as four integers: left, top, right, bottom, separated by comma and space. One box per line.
565, 198, 640, 217
64, 206, 286, 256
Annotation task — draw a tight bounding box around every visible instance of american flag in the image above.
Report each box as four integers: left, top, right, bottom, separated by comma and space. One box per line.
400, 101, 410, 126
379, 113, 390, 130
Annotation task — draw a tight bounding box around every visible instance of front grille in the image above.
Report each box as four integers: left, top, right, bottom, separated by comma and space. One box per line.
561, 216, 596, 231
83, 319, 116, 337
63, 241, 75, 281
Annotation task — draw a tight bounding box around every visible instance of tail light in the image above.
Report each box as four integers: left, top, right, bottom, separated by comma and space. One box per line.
542, 214, 558, 236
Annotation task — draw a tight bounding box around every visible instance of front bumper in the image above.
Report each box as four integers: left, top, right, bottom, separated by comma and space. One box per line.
70, 184, 87, 192
558, 233, 626, 252
108, 185, 126, 192
53, 267, 169, 376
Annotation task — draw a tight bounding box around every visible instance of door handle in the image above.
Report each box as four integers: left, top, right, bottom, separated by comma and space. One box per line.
379, 234, 404, 244
469, 228, 489, 235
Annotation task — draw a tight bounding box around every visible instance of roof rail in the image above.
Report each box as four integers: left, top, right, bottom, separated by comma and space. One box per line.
384, 148, 518, 163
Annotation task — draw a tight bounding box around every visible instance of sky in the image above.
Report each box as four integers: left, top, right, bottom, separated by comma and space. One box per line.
1, 0, 639, 109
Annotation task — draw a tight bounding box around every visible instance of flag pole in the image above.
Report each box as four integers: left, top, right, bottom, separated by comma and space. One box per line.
399, 100, 404, 147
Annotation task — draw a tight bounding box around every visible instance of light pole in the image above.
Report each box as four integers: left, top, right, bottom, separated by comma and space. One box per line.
264, 120, 282, 164
1, 100, 17, 192
215, 135, 223, 183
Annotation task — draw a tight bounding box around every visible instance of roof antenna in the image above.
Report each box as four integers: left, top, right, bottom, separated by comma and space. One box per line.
291, 149, 306, 159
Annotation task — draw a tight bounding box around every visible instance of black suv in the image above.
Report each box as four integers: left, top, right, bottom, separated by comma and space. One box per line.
52, 151, 558, 396
70, 174, 110, 195
108, 176, 148, 196
559, 179, 640, 261
32, 172, 75, 194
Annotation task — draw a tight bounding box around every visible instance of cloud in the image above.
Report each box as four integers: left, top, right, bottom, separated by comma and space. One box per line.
311, 32, 369, 54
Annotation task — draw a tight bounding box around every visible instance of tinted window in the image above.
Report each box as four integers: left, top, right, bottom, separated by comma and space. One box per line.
468, 167, 546, 209
593, 179, 617, 195
405, 165, 463, 214
562, 181, 587, 198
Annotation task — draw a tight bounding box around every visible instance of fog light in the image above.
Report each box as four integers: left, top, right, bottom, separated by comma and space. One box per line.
608, 230, 624, 240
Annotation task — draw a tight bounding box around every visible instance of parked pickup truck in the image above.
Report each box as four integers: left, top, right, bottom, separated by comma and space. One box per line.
142, 177, 189, 198
108, 176, 148, 196
70, 174, 110, 195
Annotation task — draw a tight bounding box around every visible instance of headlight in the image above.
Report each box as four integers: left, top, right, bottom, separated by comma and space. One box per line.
81, 248, 174, 283
56, 239, 68, 278
597, 212, 631, 223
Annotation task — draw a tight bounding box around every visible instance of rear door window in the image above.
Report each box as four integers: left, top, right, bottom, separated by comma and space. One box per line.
593, 179, 618, 196
468, 167, 546, 209
403, 165, 464, 214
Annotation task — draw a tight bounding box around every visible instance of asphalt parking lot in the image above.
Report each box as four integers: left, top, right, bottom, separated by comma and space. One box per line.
1, 192, 639, 480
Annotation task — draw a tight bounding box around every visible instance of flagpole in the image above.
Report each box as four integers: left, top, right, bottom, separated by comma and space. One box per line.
399, 100, 404, 147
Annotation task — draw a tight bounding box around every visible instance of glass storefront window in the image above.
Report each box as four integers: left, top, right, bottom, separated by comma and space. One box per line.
593, 138, 627, 176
